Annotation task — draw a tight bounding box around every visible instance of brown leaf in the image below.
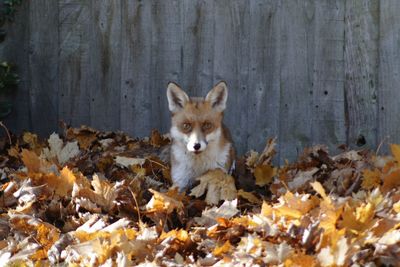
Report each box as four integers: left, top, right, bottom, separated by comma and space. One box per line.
190, 169, 237, 205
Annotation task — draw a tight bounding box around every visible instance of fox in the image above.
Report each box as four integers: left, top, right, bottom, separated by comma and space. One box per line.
166, 81, 235, 190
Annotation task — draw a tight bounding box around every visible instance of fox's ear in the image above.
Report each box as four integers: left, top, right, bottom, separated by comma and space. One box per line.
206, 81, 228, 112
167, 82, 189, 113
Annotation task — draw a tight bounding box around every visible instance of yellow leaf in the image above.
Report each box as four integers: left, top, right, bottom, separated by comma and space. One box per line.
56, 166, 76, 196
254, 164, 277, 186
213, 240, 232, 256
361, 169, 381, 190
393, 200, 400, 213
261, 201, 273, 217
311, 181, 330, 203
160, 229, 189, 242
390, 144, 400, 165
340, 202, 375, 233
146, 188, 185, 214
284, 253, 318, 267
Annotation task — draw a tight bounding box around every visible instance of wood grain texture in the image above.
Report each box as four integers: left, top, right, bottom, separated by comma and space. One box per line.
213, 0, 250, 155
378, 1, 400, 153
150, 0, 183, 134
181, 0, 215, 96
247, 0, 280, 157
29, 0, 59, 135
278, 0, 313, 162
0, 1, 31, 133
120, 1, 153, 136
58, 0, 91, 129
89, 0, 122, 131
344, 0, 379, 149
5, 0, 400, 159
311, 0, 346, 153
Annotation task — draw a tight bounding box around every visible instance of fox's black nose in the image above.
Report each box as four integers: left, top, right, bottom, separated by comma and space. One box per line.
193, 143, 201, 151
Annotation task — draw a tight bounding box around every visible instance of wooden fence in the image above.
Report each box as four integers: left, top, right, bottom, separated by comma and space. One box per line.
0, 0, 398, 162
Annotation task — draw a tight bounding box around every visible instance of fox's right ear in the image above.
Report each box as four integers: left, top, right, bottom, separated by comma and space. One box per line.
167, 82, 189, 113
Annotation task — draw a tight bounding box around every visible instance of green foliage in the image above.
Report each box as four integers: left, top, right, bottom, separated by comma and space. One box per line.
0, 0, 22, 119
1, 0, 22, 23
0, 61, 18, 93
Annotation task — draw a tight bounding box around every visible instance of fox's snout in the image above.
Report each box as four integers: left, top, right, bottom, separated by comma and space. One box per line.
187, 132, 208, 153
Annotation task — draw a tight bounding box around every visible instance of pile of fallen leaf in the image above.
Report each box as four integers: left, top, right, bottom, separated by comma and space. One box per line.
0, 125, 400, 266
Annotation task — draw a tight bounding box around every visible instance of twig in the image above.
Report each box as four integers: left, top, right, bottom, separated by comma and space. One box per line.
0, 121, 11, 145
129, 187, 142, 224
376, 136, 389, 155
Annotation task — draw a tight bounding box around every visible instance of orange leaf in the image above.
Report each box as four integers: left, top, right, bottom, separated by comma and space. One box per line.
21, 149, 41, 173
213, 240, 232, 256
254, 164, 277, 186
361, 169, 382, 190
382, 169, 400, 193
391, 144, 400, 165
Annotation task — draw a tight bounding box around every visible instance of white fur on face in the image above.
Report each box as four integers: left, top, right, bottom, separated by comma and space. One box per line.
187, 132, 207, 152
170, 126, 188, 143
205, 127, 221, 143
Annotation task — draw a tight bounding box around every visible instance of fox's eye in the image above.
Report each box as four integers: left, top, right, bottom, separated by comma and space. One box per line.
202, 122, 213, 131
182, 123, 192, 131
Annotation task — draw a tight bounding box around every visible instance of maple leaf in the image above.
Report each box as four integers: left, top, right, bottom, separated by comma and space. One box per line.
361, 169, 382, 190
254, 164, 277, 186
72, 174, 121, 212
190, 169, 237, 205
42, 133, 80, 165
115, 156, 145, 168
65, 125, 98, 150
9, 214, 60, 261
146, 188, 185, 214
213, 240, 232, 256
390, 144, 400, 165
317, 236, 349, 267
195, 199, 239, 227
381, 168, 400, 193
21, 149, 53, 173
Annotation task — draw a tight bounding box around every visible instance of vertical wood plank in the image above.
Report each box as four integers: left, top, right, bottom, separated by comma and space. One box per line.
59, 0, 91, 128
181, 0, 215, 96
378, 1, 400, 151
89, 1, 121, 131
247, 0, 280, 156
311, 0, 346, 152
0, 1, 31, 133
120, 1, 153, 137
150, 0, 183, 134
213, 0, 250, 155
344, 0, 379, 149
29, 0, 59, 135
278, 0, 313, 162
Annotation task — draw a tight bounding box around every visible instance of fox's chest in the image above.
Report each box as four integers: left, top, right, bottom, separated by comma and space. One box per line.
171, 143, 231, 187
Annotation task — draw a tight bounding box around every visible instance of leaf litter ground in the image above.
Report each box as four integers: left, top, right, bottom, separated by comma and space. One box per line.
0, 125, 400, 266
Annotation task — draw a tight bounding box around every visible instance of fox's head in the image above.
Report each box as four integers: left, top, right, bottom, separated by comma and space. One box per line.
167, 82, 228, 154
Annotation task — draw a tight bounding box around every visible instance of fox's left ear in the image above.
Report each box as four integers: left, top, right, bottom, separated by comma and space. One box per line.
206, 81, 228, 112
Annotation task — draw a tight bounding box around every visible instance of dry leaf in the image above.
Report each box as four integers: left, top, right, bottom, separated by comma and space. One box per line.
195, 199, 239, 226
361, 169, 381, 190
115, 156, 145, 168
237, 189, 262, 204
254, 164, 277, 186
190, 169, 237, 205
42, 133, 80, 165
